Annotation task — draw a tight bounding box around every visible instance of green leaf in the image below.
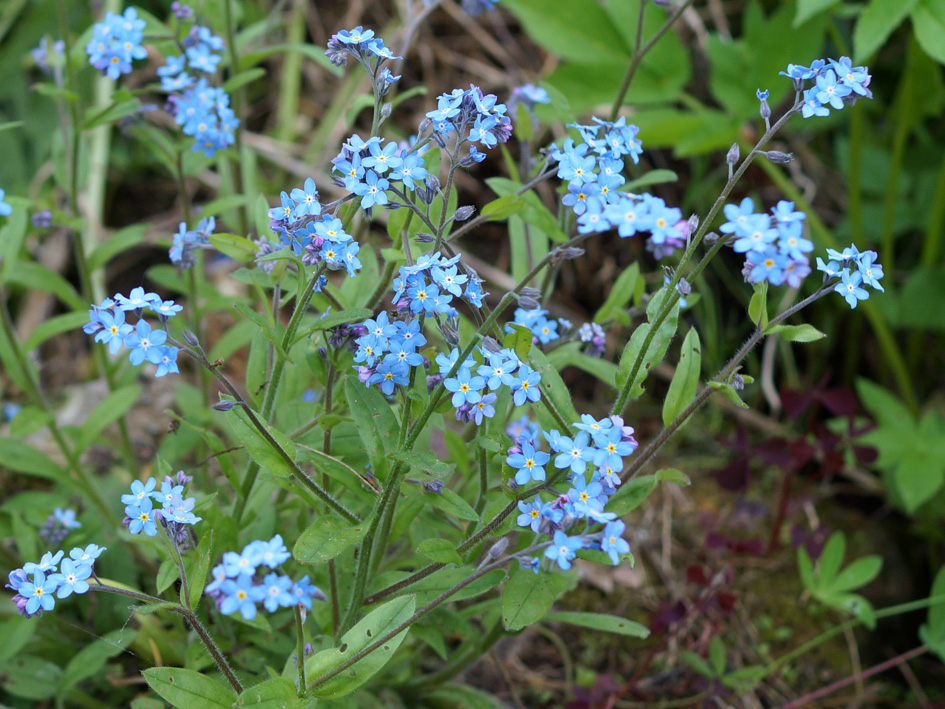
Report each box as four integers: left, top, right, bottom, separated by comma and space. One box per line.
225, 405, 298, 478
854, 0, 918, 62
748, 281, 768, 329
708, 381, 749, 408
232, 302, 285, 357
662, 328, 701, 427
501, 565, 576, 631
919, 566, 945, 663
543, 611, 649, 637
681, 651, 714, 678
826, 555, 883, 594
818, 532, 846, 587
764, 323, 826, 342
294, 515, 371, 564
186, 530, 214, 610
82, 98, 141, 130
503, 323, 534, 361
486, 178, 569, 243
77, 385, 142, 451
607, 475, 658, 515
405, 484, 480, 522
306, 596, 416, 699
798, 548, 816, 591
526, 347, 581, 425
594, 262, 639, 325
0, 617, 35, 664
410, 566, 507, 606
89, 224, 147, 271
0, 207, 29, 283
143, 667, 237, 708
912, 0, 945, 65
546, 341, 617, 389
6, 261, 86, 311
501, 0, 629, 64
59, 629, 134, 692
0, 656, 62, 700
417, 538, 463, 565
344, 376, 400, 480
236, 678, 305, 708
622, 169, 679, 192
795, 0, 840, 26
480, 194, 524, 221
209, 233, 259, 262
222, 67, 266, 93
294, 308, 372, 344
239, 43, 342, 75
709, 637, 726, 676
616, 287, 680, 399
23, 311, 88, 352
657, 467, 691, 485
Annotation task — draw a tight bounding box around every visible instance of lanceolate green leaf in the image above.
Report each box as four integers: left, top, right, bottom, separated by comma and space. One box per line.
501, 566, 576, 631
662, 328, 701, 427
306, 596, 416, 698
543, 611, 649, 638
616, 287, 680, 399
294, 515, 371, 565
225, 405, 297, 479
143, 667, 236, 709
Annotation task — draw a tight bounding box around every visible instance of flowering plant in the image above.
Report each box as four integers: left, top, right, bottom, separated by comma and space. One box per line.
4, 1, 940, 707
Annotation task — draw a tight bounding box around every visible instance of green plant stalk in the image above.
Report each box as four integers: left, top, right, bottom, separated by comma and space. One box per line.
175, 340, 359, 524
756, 157, 917, 412
275, 0, 305, 143
222, 0, 249, 235
0, 282, 115, 523
608, 0, 695, 122
474, 447, 489, 514
611, 98, 805, 417
55, 0, 140, 476
623, 285, 832, 482
343, 231, 598, 627
401, 616, 507, 691
738, 592, 945, 701
87, 582, 243, 693
780, 645, 928, 709
311, 550, 526, 690
294, 605, 307, 696
234, 265, 327, 519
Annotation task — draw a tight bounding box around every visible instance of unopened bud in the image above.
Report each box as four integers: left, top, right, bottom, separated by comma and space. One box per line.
676, 278, 691, 297
426, 175, 441, 193
414, 232, 435, 243
757, 88, 770, 124
481, 336, 501, 353
380, 103, 392, 120
704, 231, 719, 245
520, 286, 541, 300
212, 400, 236, 412
726, 143, 740, 165
518, 295, 539, 310
431, 132, 447, 149
732, 374, 745, 390
553, 246, 585, 262
423, 480, 443, 494
488, 537, 510, 558
454, 205, 475, 221
438, 322, 459, 347
182, 329, 200, 347
687, 214, 699, 233
764, 150, 794, 164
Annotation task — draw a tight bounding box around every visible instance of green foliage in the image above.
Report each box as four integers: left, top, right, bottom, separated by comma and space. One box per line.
798, 532, 883, 629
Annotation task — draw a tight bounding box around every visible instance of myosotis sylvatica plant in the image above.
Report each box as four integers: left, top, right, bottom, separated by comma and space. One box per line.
7, 1, 937, 706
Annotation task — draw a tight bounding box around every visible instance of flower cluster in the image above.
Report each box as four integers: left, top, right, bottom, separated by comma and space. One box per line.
166, 76, 240, 159
425, 85, 512, 155
121, 473, 201, 539
551, 119, 691, 258
325, 27, 401, 96
205, 536, 325, 620
331, 134, 430, 211
816, 244, 884, 309
578, 322, 607, 357
39, 508, 81, 547
170, 216, 216, 268
83, 288, 182, 376
781, 57, 872, 118
257, 177, 362, 277
720, 198, 812, 288
392, 251, 487, 315
443, 345, 542, 421
352, 311, 426, 396
85, 7, 147, 80
7, 545, 106, 618
509, 413, 637, 570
